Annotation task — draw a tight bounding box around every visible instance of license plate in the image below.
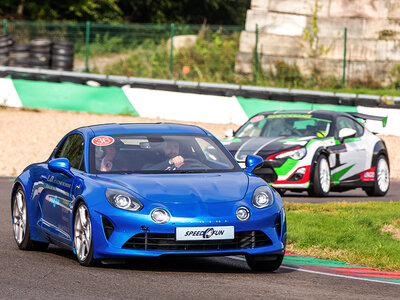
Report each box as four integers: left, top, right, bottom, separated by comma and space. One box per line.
176, 226, 234, 241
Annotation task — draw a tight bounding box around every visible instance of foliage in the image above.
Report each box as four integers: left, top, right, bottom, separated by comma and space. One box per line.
0, 0, 123, 22
286, 201, 400, 271
389, 64, 400, 90
301, 0, 333, 58
117, 0, 250, 25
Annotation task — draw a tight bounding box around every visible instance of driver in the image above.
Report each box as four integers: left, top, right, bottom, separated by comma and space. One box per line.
145, 139, 185, 171
99, 145, 117, 172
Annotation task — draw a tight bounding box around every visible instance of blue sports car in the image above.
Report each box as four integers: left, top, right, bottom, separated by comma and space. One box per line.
11, 123, 286, 271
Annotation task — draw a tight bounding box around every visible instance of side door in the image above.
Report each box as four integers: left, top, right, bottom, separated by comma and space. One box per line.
40, 134, 85, 245
331, 116, 368, 183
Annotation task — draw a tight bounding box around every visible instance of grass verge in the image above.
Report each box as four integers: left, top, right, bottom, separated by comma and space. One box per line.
285, 201, 400, 271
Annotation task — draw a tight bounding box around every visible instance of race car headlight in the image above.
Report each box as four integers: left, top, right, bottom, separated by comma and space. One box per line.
105, 189, 143, 212
275, 147, 307, 160
151, 208, 170, 224
252, 186, 274, 209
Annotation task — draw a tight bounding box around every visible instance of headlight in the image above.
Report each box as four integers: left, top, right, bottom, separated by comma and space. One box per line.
252, 186, 274, 209
236, 206, 250, 222
275, 147, 307, 160
151, 208, 170, 224
105, 189, 143, 211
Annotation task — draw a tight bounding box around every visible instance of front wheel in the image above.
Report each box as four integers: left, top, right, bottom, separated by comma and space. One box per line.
365, 155, 390, 196
74, 202, 96, 266
308, 155, 330, 197
12, 187, 49, 251
246, 254, 284, 272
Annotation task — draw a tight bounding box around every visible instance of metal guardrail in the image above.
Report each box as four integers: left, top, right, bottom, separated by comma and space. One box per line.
1, 66, 400, 109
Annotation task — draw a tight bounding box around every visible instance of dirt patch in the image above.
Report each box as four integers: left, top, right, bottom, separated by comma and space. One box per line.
382, 224, 400, 241
2, 106, 400, 178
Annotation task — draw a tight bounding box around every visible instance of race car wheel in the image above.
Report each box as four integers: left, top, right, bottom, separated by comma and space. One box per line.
365, 155, 390, 197
246, 254, 284, 272
12, 187, 49, 251
309, 155, 330, 197
74, 202, 95, 266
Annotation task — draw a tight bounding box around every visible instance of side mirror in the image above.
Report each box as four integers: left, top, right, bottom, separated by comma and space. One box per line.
48, 158, 74, 178
224, 128, 234, 138
244, 155, 264, 173
338, 128, 356, 141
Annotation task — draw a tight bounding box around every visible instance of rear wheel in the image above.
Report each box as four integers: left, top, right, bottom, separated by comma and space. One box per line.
12, 187, 49, 250
246, 254, 284, 272
74, 202, 96, 266
308, 155, 330, 197
365, 155, 389, 196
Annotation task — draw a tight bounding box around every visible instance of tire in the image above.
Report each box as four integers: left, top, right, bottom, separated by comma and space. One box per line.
0, 35, 12, 42
9, 52, 30, 59
275, 189, 286, 196
74, 202, 96, 266
52, 48, 74, 56
246, 254, 284, 272
0, 40, 12, 48
53, 41, 73, 49
30, 38, 52, 47
31, 46, 51, 53
365, 155, 390, 196
308, 155, 330, 197
51, 60, 73, 69
12, 187, 49, 251
12, 44, 30, 52
0, 47, 9, 55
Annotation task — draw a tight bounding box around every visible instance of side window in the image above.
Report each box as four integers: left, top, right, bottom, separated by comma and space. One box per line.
336, 117, 364, 137
54, 134, 85, 171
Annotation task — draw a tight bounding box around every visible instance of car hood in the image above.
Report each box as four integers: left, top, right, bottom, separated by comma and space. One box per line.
222, 136, 314, 161
96, 172, 249, 204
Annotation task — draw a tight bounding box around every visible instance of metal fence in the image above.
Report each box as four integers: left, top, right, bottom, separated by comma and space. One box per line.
1, 20, 244, 81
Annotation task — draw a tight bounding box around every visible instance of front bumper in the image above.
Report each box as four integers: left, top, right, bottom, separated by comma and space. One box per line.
88, 204, 286, 259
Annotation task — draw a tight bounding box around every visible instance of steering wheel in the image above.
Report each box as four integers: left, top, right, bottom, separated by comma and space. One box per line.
180, 158, 210, 170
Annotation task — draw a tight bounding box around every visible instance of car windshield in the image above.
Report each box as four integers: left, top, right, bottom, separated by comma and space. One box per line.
236, 114, 331, 138
89, 134, 240, 174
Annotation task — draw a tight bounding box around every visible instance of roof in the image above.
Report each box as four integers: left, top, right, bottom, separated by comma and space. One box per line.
75, 123, 209, 136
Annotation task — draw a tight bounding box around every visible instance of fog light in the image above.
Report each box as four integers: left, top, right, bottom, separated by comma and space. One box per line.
236, 207, 250, 222
151, 208, 170, 224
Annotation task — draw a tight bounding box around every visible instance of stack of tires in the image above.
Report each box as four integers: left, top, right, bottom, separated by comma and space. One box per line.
29, 38, 51, 69
9, 43, 30, 67
51, 41, 74, 71
0, 35, 13, 66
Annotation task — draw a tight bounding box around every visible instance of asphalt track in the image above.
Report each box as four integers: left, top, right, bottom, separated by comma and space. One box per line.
1, 177, 400, 299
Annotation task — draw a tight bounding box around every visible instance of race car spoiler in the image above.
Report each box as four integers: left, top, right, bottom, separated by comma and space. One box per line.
348, 112, 388, 127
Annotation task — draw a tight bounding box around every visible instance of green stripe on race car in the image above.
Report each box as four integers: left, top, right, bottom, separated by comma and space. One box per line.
331, 164, 355, 185
274, 158, 298, 176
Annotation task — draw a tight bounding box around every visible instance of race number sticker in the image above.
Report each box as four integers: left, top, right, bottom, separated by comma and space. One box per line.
250, 115, 264, 123
92, 136, 115, 146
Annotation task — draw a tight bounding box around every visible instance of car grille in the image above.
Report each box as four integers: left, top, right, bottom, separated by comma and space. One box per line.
122, 230, 272, 251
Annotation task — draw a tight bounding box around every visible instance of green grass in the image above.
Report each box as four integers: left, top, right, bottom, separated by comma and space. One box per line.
286, 201, 400, 271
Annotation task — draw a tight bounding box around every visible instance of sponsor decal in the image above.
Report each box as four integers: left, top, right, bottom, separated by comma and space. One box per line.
360, 167, 376, 182
176, 226, 234, 241
92, 136, 115, 146
250, 115, 265, 123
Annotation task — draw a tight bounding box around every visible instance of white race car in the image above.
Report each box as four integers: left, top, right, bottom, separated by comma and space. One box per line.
222, 110, 389, 196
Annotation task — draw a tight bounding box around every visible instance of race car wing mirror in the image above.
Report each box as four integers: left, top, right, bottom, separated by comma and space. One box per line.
224, 128, 234, 138
338, 128, 357, 142
48, 158, 75, 178
244, 155, 264, 173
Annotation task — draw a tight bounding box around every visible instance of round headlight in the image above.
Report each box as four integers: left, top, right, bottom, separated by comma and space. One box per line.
252, 186, 274, 209
151, 208, 170, 224
236, 206, 250, 222
114, 195, 130, 209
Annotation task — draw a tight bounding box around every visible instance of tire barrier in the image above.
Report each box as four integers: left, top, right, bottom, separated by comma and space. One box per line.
0, 36, 74, 71
0, 35, 13, 66
51, 41, 74, 71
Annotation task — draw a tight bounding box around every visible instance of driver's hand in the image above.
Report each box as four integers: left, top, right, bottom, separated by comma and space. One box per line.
170, 156, 184, 168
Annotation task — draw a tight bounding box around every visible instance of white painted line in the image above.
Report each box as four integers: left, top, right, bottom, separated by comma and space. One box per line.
227, 256, 400, 286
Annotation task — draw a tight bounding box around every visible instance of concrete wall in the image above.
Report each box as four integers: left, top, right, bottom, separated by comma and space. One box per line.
237, 0, 400, 83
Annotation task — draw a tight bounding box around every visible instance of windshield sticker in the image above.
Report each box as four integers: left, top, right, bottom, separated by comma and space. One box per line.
268, 114, 312, 119
92, 136, 115, 146
250, 115, 265, 123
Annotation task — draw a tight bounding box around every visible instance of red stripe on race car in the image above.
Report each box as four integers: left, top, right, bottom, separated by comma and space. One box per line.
274, 165, 311, 185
